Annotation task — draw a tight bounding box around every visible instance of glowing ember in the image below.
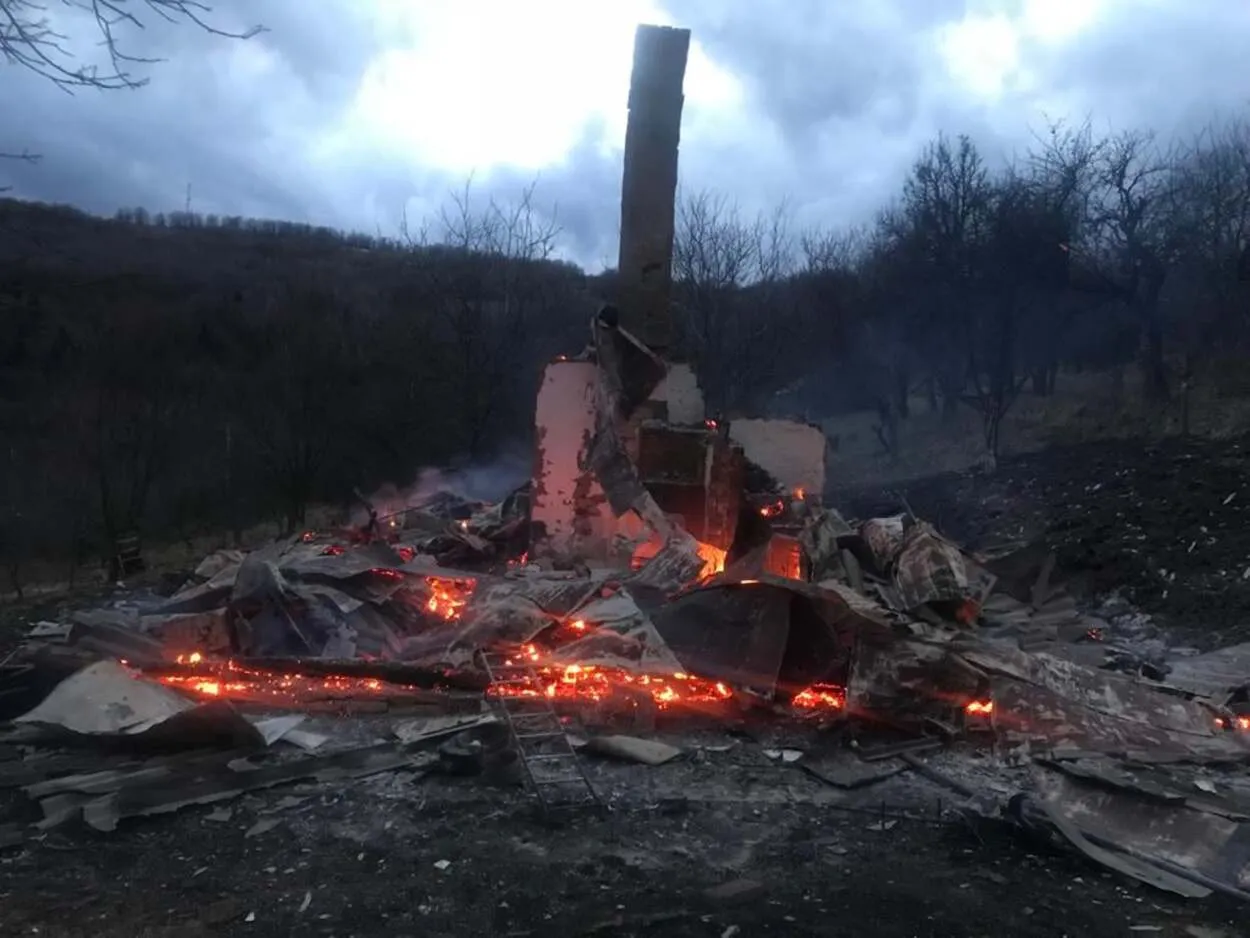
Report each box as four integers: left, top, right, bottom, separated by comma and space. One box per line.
965, 700, 994, 716
321, 544, 346, 556
794, 487, 805, 500
488, 643, 733, 710
158, 658, 417, 703
792, 683, 846, 711
424, 576, 475, 620
1215, 716, 1250, 731
760, 500, 785, 519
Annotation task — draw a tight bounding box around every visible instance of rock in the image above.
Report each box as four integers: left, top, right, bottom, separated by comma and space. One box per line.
703, 878, 765, 904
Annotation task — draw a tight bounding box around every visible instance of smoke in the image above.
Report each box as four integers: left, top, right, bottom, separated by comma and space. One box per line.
360, 446, 532, 521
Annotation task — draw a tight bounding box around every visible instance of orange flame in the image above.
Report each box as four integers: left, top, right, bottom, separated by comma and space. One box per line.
696, 542, 727, 580
965, 699, 994, 716
423, 576, 475, 620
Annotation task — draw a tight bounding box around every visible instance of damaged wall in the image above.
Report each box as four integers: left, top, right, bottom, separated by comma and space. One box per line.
729, 418, 827, 496
649, 363, 705, 425
530, 361, 614, 562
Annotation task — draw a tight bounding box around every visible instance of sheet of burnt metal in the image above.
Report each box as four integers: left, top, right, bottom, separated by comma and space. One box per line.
846, 636, 983, 724
650, 575, 865, 701
14, 660, 268, 751
1156, 643, 1250, 703
958, 640, 1250, 760
389, 572, 601, 667
1029, 765, 1250, 899
592, 316, 668, 420
585, 417, 653, 518
156, 563, 240, 614
191, 548, 245, 581
649, 583, 792, 698
139, 609, 233, 657
61, 613, 169, 665
627, 536, 706, 592
1, 658, 85, 722
278, 540, 406, 580
544, 589, 686, 674
345, 602, 406, 659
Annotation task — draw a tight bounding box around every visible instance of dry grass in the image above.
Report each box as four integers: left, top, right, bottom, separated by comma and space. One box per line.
824, 362, 1250, 487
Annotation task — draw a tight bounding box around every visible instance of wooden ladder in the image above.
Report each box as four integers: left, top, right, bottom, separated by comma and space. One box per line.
478, 649, 604, 817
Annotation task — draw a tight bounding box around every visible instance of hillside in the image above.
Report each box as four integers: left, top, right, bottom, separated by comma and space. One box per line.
0, 197, 594, 593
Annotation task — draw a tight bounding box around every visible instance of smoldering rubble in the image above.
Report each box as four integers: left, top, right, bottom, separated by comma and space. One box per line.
1, 318, 1249, 904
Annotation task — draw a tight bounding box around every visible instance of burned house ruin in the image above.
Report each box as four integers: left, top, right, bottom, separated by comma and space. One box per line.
3, 23, 1250, 909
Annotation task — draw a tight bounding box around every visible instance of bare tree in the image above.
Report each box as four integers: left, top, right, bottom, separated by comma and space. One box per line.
895, 133, 995, 418
672, 189, 798, 411
1039, 126, 1183, 401
234, 277, 359, 533
961, 172, 1071, 459
1170, 115, 1250, 349
402, 178, 561, 456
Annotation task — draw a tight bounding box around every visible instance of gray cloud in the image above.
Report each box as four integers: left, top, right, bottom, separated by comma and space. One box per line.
1, 0, 1249, 269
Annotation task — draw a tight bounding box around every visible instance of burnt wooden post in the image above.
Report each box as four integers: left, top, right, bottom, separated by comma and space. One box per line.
617, 24, 690, 354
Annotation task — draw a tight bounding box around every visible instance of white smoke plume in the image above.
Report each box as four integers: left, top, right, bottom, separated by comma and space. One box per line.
358, 448, 531, 523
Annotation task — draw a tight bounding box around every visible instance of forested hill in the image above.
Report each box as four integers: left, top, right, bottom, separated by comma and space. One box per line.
0, 195, 594, 589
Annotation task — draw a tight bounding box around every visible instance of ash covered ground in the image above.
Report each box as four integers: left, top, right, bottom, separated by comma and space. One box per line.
2, 435, 1249, 937
0, 728, 1242, 938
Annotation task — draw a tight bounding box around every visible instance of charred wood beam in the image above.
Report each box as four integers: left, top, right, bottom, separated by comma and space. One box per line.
141, 657, 488, 692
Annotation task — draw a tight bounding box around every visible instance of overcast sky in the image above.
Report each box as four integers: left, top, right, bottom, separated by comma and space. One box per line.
2, 0, 1248, 269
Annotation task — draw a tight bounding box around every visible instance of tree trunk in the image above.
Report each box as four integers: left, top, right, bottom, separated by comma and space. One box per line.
925, 376, 938, 413
893, 367, 910, 419
1142, 308, 1169, 402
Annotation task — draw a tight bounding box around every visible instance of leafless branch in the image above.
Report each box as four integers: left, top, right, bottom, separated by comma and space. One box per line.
0, 147, 40, 191
0, 0, 262, 92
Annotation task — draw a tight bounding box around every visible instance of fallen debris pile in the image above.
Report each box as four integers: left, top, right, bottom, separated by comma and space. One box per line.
5, 477, 1250, 901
